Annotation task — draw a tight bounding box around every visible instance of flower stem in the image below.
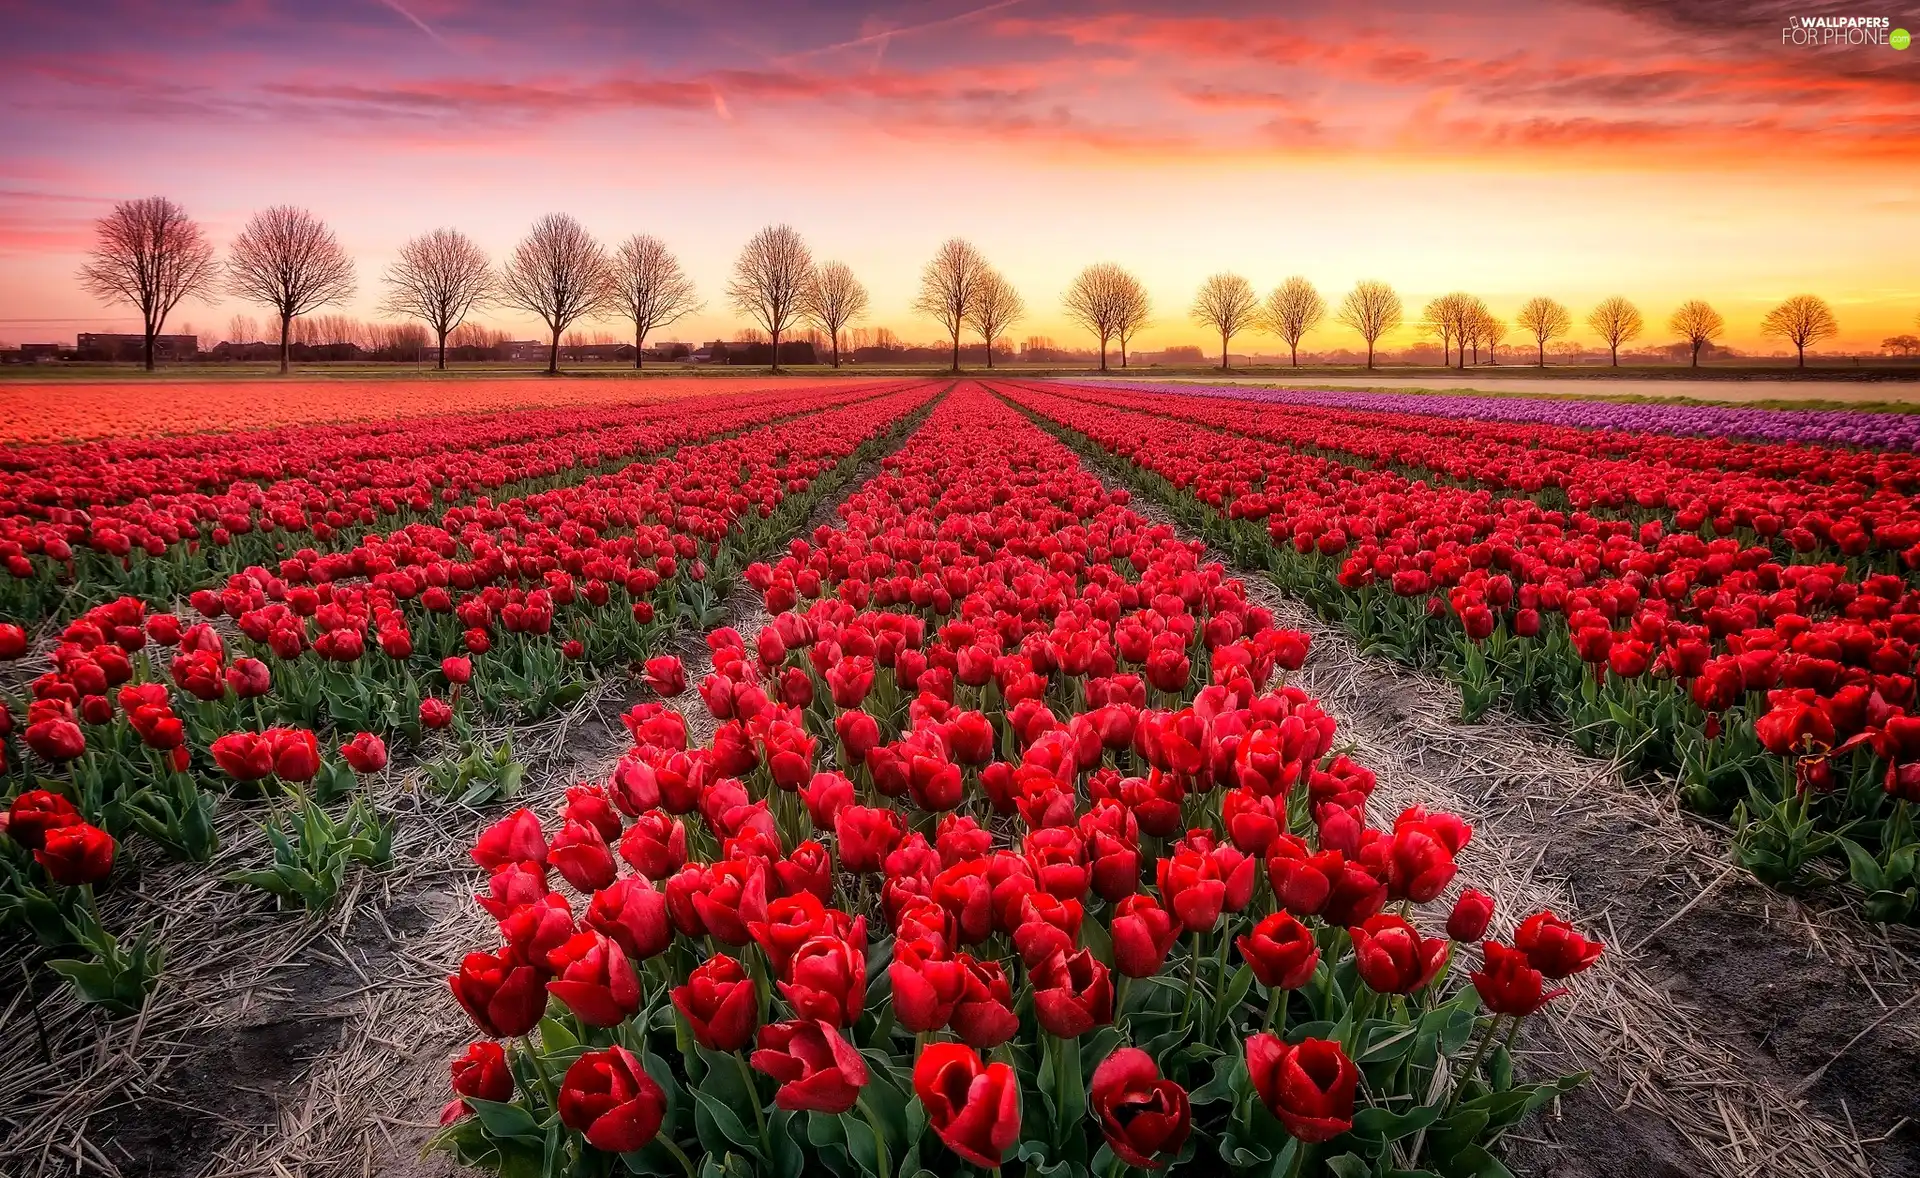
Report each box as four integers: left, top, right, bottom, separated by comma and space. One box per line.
734, 1048, 771, 1155
658, 1135, 699, 1178
1264, 986, 1284, 1035
1180, 931, 1202, 1030
858, 1093, 892, 1178
1445, 1014, 1505, 1114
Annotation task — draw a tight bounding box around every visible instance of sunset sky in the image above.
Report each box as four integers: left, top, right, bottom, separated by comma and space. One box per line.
4, 0, 1919, 355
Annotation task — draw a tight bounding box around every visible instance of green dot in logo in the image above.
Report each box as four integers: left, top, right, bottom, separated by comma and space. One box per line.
1895, 27, 1912, 49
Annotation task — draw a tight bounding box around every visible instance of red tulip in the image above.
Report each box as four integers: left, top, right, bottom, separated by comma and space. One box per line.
546, 819, 618, 893
1512, 910, 1605, 979
1237, 910, 1320, 990
6, 790, 81, 850
340, 731, 388, 773
779, 932, 867, 1027
1447, 888, 1495, 942
473, 808, 547, 871
35, 822, 114, 885
1348, 913, 1448, 995
1245, 1033, 1357, 1144
420, 697, 454, 729
751, 1019, 870, 1113
557, 1045, 666, 1153
545, 931, 642, 1027
449, 950, 546, 1038
890, 940, 967, 1033
1090, 1047, 1191, 1168
587, 876, 671, 961
913, 1041, 1021, 1168
1472, 941, 1569, 1016
948, 955, 1019, 1048
1031, 948, 1114, 1038
1111, 893, 1180, 978
672, 954, 758, 1051
642, 654, 686, 697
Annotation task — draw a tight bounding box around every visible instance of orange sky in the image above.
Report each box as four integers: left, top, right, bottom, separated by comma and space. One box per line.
3, 1, 1918, 355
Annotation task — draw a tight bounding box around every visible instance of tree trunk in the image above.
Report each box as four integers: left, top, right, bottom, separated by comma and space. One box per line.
635, 325, 645, 370
1610, 345, 1619, 366
1220, 331, 1229, 371
1797, 343, 1805, 368
548, 328, 561, 375
950, 331, 960, 374
1537, 341, 1545, 367
772, 329, 782, 374
438, 329, 449, 370
1691, 341, 1701, 367
1366, 342, 1375, 369
1099, 339, 1108, 371
985, 339, 994, 370
1290, 343, 1299, 367
831, 332, 840, 369
280, 312, 293, 375
1120, 340, 1128, 368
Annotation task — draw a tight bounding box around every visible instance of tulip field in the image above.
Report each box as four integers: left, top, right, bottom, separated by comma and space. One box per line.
0, 376, 1916, 1178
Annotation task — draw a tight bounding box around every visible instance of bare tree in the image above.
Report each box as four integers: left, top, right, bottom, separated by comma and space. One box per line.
227, 313, 260, 345
1190, 273, 1258, 371
499, 214, 611, 375
227, 206, 356, 374
1336, 280, 1404, 369
1586, 296, 1644, 367
1062, 263, 1130, 371
78, 196, 220, 372
1420, 292, 1479, 369
1476, 307, 1507, 365
1760, 294, 1838, 367
727, 224, 815, 373
379, 228, 494, 370
1514, 296, 1571, 367
610, 235, 700, 370
1259, 276, 1325, 367
1114, 272, 1151, 368
802, 260, 868, 369
913, 238, 992, 373
966, 271, 1024, 370
1666, 297, 1728, 366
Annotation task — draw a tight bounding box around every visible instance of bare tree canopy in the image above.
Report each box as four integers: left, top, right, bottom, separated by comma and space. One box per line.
1586, 296, 1644, 366
1190, 272, 1258, 370
728, 224, 815, 372
1514, 296, 1571, 367
500, 213, 612, 375
1667, 300, 1725, 368
78, 196, 220, 371
611, 235, 701, 370
1062, 262, 1133, 372
226, 205, 356, 374
913, 238, 992, 372
1760, 294, 1838, 367
1336, 280, 1403, 369
802, 260, 868, 369
379, 228, 494, 370
1259, 277, 1325, 367
965, 271, 1024, 370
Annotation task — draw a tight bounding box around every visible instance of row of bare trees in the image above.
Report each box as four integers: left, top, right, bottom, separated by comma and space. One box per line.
76, 196, 1859, 375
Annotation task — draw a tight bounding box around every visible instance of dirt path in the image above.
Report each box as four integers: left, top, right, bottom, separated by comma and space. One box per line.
1060, 434, 1920, 1178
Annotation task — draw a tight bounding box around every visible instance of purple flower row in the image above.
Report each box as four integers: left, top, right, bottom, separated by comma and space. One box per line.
1058, 380, 1920, 451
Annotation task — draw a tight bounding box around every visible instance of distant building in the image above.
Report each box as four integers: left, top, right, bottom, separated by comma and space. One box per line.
75, 333, 198, 362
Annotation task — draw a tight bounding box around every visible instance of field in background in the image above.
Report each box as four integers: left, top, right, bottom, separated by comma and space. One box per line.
0, 374, 890, 443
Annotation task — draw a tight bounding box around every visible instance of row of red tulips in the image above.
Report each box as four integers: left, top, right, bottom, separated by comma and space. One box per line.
999, 381, 1920, 923
1046, 382, 1920, 573
435, 384, 1600, 1178
0, 381, 912, 626
0, 384, 944, 1014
